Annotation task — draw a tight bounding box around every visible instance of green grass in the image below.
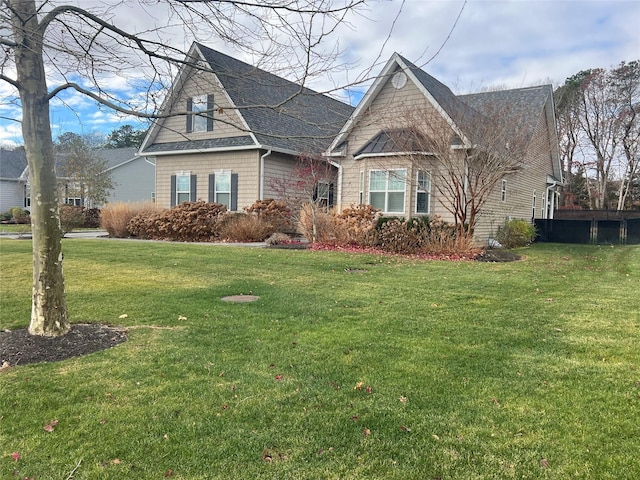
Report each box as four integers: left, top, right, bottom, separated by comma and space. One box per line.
1, 239, 639, 479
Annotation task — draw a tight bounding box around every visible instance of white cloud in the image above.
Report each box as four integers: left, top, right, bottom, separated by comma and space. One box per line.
1, 0, 638, 144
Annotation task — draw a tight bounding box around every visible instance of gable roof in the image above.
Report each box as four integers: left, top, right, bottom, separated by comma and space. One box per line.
328, 53, 555, 160
328, 53, 476, 154
141, 43, 354, 156
0, 149, 27, 180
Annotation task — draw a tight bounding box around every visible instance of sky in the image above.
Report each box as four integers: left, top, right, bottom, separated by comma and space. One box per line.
1, 0, 638, 148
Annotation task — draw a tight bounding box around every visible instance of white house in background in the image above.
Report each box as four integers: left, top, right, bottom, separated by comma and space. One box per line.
0, 147, 155, 213
0, 149, 28, 214
100, 147, 155, 204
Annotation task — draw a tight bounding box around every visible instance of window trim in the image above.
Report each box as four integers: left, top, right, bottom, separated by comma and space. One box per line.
501, 179, 507, 203
358, 170, 364, 205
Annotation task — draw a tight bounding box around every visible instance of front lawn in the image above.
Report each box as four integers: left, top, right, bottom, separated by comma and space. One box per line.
1, 239, 639, 479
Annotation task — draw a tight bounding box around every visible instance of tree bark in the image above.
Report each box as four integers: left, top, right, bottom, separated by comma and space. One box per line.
11, 0, 69, 336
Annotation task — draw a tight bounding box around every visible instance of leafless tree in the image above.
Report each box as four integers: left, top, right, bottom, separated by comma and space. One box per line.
386, 101, 530, 239
557, 62, 640, 210
0, 0, 368, 336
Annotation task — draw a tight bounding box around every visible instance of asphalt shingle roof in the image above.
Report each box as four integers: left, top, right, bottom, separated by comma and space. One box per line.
0, 149, 27, 179
196, 44, 354, 155
142, 136, 254, 153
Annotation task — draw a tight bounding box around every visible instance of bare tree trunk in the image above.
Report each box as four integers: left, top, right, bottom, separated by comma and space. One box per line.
11, 0, 69, 336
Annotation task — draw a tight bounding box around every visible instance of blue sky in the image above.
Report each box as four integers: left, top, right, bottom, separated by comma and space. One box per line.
1, 0, 638, 147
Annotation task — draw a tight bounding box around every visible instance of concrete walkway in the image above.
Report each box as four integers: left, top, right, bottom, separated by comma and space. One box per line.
0, 229, 267, 247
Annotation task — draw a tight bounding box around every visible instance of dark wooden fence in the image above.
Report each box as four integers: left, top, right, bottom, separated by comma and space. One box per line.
535, 210, 640, 245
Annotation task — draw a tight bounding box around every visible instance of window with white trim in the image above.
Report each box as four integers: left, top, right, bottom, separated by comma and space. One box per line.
215, 172, 231, 208
359, 171, 364, 204
369, 169, 406, 214
176, 174, 191, 205
501, 179, 507, 202
416, 171, 431, 214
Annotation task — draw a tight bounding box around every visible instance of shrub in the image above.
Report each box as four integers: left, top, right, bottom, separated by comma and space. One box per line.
299, 203, 335, 243
127, 201, 227, 242
219, 213, 277, 242
495, 218, 536, 248
82, 208, 101, 228
421, 216, 471, 254
59, 204, 85, 235
8, 207, 30, 224
101, 201, 160, 238
244, 198, 292, 232
376, 218, 425, 254
332, 204, 379, 246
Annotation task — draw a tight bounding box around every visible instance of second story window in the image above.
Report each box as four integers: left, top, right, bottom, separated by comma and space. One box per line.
187, 94, 213, 133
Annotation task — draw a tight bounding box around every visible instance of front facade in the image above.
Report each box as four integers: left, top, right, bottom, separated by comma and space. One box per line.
326, 53, 563, 241
141, 47, 561, 242
140, 43, 353, 211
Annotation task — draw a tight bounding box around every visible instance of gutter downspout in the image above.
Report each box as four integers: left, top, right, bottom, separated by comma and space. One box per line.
259, 149, 272, 200
545, 180, 558, 219
326, 158, 342, 211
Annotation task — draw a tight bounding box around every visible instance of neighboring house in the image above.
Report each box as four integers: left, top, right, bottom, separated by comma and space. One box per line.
100, 147, 155, 204
0, 147, 154, 212
139, 42, 354, 210
0, 148, 28, 214
326, 53, 563, 240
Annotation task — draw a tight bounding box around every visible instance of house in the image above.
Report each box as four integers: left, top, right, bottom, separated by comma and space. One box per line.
138, 42, 354, 210
0, 148, 28, 214
0, 147, 154, 213
325, 53, 563, 240
141, 46, 562, 242
100, 147, 155, 204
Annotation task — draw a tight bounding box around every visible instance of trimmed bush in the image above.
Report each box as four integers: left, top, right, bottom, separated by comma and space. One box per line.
127, 201, 227, 242
101, 201, 160, 238
495, 218, 536, 248
59, 204, 85, 235
375, 218, 425, 254
332, 204, 379, 246
82, 208, 101, 228
244, 198, 292, 232
8, 207, 30, 224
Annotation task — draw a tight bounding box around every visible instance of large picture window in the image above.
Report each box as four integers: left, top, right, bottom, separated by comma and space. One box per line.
416, 171, 431, 214
369, 169, 406, 214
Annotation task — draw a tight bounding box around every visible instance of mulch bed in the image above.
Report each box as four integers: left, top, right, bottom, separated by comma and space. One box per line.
0, 324, 127, 368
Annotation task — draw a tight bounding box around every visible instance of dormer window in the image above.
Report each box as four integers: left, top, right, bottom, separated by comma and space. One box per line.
186, 94, 213, 133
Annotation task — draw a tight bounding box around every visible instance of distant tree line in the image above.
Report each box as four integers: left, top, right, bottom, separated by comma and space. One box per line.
555, 60, 639, 210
